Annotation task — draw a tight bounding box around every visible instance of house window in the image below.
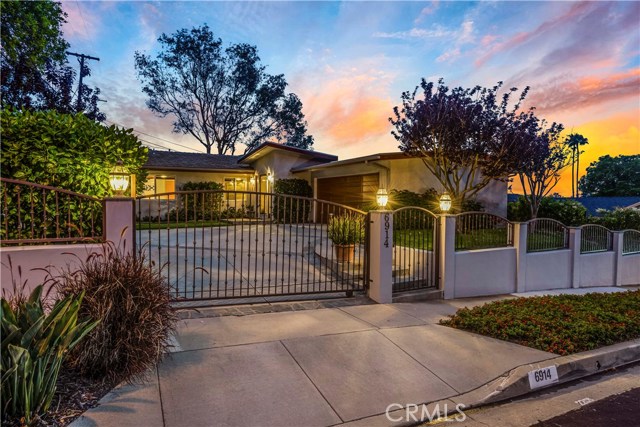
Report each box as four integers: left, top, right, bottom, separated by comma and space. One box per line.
224, 178, 248, 206
143, 176, 176, 200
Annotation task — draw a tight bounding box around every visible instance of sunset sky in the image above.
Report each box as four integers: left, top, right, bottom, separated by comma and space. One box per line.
61, 1, 640, 195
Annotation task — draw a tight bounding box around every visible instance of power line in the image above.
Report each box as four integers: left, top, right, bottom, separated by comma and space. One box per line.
67, 51, 100, 111
104, 119, 204, 153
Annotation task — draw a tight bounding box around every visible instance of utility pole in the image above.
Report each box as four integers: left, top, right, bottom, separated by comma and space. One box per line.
67, 52, 100, 112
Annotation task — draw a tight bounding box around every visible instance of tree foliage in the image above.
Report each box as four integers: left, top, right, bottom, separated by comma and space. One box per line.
565, 133, 589, 197
134, 25, 313, 155
578, 155, 640, 197
513, 118, 569, 219
1, 109, 147, 197
390, 78, 533, 203
0, 0, 104, 121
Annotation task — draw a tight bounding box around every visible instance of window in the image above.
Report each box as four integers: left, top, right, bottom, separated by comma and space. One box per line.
224, 178, 248, 204
143, 176, 175, 200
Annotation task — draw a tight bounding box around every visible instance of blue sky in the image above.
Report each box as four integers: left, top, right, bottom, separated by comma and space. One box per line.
62, 1, 640, 194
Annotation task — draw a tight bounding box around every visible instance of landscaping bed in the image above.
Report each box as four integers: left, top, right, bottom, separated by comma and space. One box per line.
439, 290, 640, 355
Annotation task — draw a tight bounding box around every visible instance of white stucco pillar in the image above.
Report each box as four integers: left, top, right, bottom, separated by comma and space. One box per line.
513, 222, 528, 293
440, 215, 456, 300
368, 210, 393, 304
104, 198, 136, 255
613, 231, 624, 287
569, 227, 581, 288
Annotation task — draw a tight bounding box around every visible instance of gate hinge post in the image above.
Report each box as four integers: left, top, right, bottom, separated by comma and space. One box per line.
104, 197, 136, 255
368, 210, 393, 303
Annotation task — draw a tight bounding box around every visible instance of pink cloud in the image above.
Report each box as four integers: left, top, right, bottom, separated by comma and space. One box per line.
414, 1, 439, 24
61, 1, 100, 41
525, 68, 640, 116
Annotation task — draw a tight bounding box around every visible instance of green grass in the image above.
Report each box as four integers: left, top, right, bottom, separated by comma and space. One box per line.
527, 230, 567, 252
394, 229, 434, 250
137, 220, 230, 230
439, 290, 640, 355
455, 229, 510, 250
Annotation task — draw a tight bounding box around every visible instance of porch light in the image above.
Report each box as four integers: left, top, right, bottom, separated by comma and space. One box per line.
267, 173, 274, 183
109, 161, 130, 196
439, 192, 452, 212
376, 189, 389, 208
250, 176, 256, 186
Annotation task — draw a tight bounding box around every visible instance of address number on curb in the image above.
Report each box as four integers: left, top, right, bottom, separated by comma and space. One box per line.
528, 366, 559, 389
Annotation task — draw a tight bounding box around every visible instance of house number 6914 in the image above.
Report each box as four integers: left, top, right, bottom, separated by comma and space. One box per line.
383, 213, 390, 248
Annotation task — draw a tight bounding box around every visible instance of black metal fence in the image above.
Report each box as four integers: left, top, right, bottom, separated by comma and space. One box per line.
392, 207, 439, 292
455, 212, 513, 251
580, 224, 613, 254
0, 177, 103, 245
136, 190, 367, 302
622, 229, 640, 255
526, 218, 570, 252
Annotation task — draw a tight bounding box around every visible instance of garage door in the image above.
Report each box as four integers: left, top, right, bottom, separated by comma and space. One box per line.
316, 173, 379, 211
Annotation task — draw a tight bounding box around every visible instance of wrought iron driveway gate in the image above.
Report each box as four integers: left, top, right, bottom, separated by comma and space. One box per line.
136, 190, 367, 302
392, 207, 439, 292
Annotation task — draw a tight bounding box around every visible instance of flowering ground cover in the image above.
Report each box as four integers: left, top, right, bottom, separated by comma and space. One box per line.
440, 290, 640, 355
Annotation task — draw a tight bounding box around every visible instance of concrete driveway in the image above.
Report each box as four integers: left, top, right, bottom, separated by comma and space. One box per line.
71, 298, 555, 427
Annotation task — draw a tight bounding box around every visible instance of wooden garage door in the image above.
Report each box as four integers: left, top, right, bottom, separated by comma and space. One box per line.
317, 173, 379, 210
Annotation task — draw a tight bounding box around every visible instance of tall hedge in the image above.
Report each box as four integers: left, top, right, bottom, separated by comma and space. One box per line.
1, 109, 148, 197
272, 178, 312, 223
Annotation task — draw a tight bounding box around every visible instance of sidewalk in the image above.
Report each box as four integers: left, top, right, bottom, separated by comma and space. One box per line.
71, 295, 562, 427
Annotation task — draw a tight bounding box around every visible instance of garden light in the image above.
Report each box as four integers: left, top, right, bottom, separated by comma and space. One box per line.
439, 192, 452, 212
376, 188, 389, 208
109, 161, 130, 196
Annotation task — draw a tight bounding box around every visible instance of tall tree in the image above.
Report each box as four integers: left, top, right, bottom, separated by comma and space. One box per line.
390, 78, 531, 206
513, 117, 569, 219
134, 25, 313, 155
0, 0, 104, 121
565, 133, 589, 197
579, 155, 640, 197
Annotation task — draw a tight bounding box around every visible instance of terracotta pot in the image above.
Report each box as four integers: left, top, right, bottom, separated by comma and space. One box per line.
334, 244, 356, 263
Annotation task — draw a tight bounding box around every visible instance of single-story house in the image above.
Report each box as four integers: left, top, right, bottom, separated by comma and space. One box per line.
141, 142, 507, 216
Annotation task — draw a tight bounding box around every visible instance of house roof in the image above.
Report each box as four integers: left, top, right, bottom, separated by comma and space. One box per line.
291, 152, 409, 173
507, 194, 640, 216
144, 150, 252, 172
238, 142, 337, 164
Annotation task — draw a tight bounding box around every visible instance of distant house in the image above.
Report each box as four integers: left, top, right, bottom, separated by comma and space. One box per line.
141, 142, 508, 215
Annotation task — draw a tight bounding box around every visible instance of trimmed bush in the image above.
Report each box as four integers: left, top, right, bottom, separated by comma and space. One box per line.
508, 196, 587, 226
52, 244, 177, 383
389, 188, 483, 214
1, 285, 98, 425
273, 178, 312, 223
176, 181, 224, 221
592, 207, 640, 231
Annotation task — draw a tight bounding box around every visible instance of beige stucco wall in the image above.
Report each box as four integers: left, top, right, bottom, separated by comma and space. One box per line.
250, 150, 325, 182
144, 169, 254, 192
579, 251, 616, 287
302, 158, 507, 216
453, 247, 517, 297
525, 250, 573, 291
619, 253, 640, 285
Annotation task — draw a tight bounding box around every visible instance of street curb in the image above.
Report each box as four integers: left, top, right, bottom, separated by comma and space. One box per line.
451, 338, 640, 410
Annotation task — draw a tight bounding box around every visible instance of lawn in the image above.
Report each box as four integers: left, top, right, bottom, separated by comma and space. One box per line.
137, 219, 230, 230
439, 290, 640, 355
394, 229, 434, 250
527, 230, 567, 252
455, 228, 511, 250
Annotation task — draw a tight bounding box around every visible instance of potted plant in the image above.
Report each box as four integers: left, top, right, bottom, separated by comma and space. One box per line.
328, 214, 365, 262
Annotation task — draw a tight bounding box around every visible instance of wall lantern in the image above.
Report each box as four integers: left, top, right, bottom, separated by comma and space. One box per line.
267, 173, 274, 183
376, 188, 389, 208
109, 161, 130, 196
250, 176, 256, 186
439, 192, 452, 213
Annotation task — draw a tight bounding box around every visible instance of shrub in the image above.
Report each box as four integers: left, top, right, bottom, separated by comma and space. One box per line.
52, 244, 177, 383
1, 109, 148, 197
1, 285, 98, 425
591, 207, 640, 231
508, 196, 587, 226
273, 178, 312, 223
328, 214, 365, 245
389, 188, 483, 214
176, 181, 224, 221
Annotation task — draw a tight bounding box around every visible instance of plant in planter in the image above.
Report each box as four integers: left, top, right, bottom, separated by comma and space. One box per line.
328, 214, 365, 262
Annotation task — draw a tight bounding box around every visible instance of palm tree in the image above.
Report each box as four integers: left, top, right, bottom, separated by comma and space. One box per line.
565, 133, 589, 197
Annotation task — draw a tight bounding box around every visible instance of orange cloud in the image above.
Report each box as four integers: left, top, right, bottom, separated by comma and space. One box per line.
525, 68, 640, 116
513, 111, 640, 196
